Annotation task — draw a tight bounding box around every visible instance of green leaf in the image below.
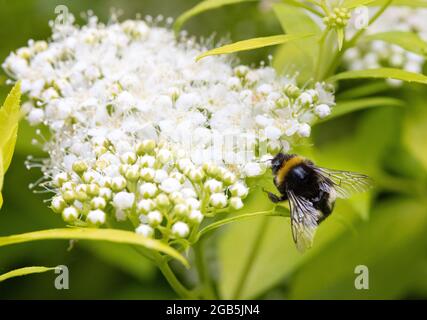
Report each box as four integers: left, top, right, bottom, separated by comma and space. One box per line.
0, 82, 22, 209
0, 82, 22, 171
370, 0, 427, 7
196, 33, 314, 61
217, 189, 363, 299
0, 266, 55, 282
318, 97, 404, 122
272, 4, 321, 83
173, 0, 257, 32
0, 155, 3, 208
0, 228, 189, 267
363, 31, 427, 56
342, 0, 376, 8
288, 198, 427, 299
328, 68, 427, 84
280, 0, 323, 16
403, 97, 427, 171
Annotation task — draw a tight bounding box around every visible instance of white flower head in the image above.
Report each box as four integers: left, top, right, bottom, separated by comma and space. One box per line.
172, 221, 190, 238
5, 13, 336, 242
87, 209, 106, 225
113, 192, 135, 210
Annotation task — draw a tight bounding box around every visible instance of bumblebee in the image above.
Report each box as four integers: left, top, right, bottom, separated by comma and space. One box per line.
265, 153, 372, 252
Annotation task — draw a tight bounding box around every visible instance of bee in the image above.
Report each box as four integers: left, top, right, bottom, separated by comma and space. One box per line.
265, 153, 372, 252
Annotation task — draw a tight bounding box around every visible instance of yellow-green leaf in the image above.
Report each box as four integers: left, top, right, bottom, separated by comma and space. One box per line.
364, 31, 427, 56
0, 228, 189, 267
370, 0, 427, 7
272, 3, 321, 83
0, 266, 55, 282
317, 97, 404, 122
327, 68, 427, 84
0, 155, 3, 208
0, 82, 22, 209
342, 0, 376, 8
173, 0, 257, 32
196, 33, 314, 61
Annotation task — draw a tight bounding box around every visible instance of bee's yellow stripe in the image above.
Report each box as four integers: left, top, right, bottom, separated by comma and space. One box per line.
276, 156, 304, 185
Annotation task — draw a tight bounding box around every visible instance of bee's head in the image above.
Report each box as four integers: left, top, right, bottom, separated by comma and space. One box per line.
270, 153, 296, 174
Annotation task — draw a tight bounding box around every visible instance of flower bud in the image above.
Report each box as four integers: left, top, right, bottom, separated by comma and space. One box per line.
136, 139, 156, 155
147, 210, 163, 226
314, 104, 331, 118
284, 84, 301, 98
172, 221, 189, 238
62, 190, 76, 203
203, 162, 220, 177
91, 196, 106, 209
229, 182, 249, 198
160, 178, 181, 193
155, 193, 170, 208
189, 210, 204, 224
230, 197, 244, 210
173, 203, 190, 217
169, 191, 184, 204
87, 183, 100, 196
119, 164, 130, 176
140, 167, 155, 181
113, 191, 135, 210
137, 199, 155, 214
53, 172, 69, 187
204, 179, 223, 193
210, 193, 227, 208
72, 160, 88, 174
111, 176, 127, 191
51, 196, 66, 213
135, 224, 154, 237
188, 168, 205, 182
181, 188, 197, 199
120, 151, 137, 164
61, 181, 75, 192
186, 198, 200, 210
125, 165, 140, 182
87, 209, 106, 225
139, 182, 158, 198
62, 206, 78, 222
99, 187, 112, 200
140, 155, 156, 167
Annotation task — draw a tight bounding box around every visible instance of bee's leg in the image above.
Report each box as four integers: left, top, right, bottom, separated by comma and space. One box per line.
262, 187, 287, 203
267, 192, 282, 203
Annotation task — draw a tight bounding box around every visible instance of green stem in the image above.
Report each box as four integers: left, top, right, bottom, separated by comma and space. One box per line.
232, 218, 269, 300
154, 253, 197, 299
325, 0, 394, 78
194, 239, 217, 299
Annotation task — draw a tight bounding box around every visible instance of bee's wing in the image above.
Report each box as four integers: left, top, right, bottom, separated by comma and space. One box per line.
287, 190, 322, 253
312, 167, 373, 199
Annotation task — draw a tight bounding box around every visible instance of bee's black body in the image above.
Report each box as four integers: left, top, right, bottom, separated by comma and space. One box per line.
268, 153, 335, 223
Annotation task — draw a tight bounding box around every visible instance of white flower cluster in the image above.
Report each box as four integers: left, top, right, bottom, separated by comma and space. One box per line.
344, 7, 427, 84
48, 138, 248, 239
3, 14, 335, 240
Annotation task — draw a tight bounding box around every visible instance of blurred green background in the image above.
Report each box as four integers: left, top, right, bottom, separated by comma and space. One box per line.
1, 0, 427, 299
